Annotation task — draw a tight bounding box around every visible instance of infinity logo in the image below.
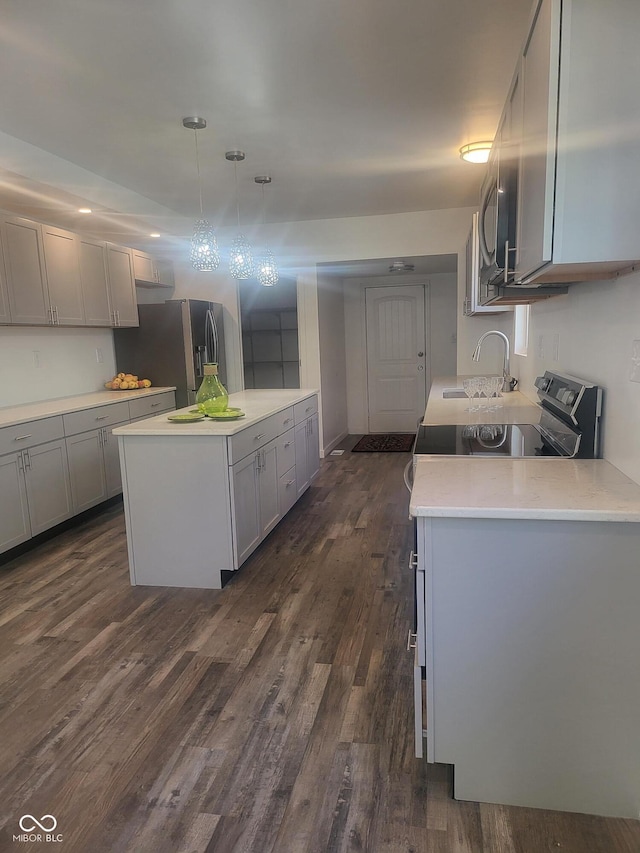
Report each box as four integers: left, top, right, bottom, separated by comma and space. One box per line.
19, 814, 57, 832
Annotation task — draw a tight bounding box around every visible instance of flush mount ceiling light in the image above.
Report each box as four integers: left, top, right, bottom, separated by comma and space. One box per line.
78, 208, 92, 214
254, 176, 279, 287
459, 141, 492, 164
183, 117, 220, 271
389, 260, 415, 273
226, 151, 254, 280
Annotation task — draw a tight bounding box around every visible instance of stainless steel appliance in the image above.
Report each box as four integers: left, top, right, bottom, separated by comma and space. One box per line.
113, 299, 226, 409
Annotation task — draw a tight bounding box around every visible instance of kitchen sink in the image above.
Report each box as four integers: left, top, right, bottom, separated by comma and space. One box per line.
442, 388, 467, 399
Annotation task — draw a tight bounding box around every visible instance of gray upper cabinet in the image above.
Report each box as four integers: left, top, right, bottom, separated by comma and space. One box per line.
514, 0, 640, 285
79, 236, 112, 326
106, 243, 138, 327
1, 215, 50, 325
133, 249, 174, 288
41, 224, 85, 325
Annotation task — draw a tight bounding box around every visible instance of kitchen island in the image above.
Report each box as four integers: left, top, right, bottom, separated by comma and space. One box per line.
410, 376, 640, 819
114, 389, 319, 590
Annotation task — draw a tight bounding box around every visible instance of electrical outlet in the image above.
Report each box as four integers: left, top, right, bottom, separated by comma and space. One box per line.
630, 340, 640, 382
552, 333, 560, 362
32, 350, 41, 368
537, 334, 545, 359
95, 348, 104, 363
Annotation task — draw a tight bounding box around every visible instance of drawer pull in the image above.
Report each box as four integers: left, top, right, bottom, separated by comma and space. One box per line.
305, 405, 312, 412
283, 418, 291, 424
284, 441, 292, 448
254, 433, 266, 441
285, 479, 295, 487
14, 434, 32, 441
95, 415, 108, 421
151, 402, 160, 407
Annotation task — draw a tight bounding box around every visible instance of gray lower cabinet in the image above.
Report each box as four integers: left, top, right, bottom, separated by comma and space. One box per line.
294, 412, 320, 498
230, 436, 280, 565
0, 438, 73, 553
67, 421, 129, 512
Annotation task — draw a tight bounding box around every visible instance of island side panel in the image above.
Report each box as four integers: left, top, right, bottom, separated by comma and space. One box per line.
426, 515, 640, 819
118, 433, 233, 589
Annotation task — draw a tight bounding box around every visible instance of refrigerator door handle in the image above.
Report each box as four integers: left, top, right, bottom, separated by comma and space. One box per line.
205, 308, 219, 366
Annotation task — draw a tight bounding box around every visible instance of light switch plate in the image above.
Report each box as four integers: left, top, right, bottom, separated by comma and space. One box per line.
630, 340, 640, 382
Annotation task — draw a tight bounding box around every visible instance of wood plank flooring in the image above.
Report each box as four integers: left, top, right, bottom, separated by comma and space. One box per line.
1, 441, 639, 852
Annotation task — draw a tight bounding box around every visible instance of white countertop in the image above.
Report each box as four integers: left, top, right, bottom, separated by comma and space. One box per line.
424, 375, 542, 425
0, 387, 177, 429
113, 389, 318, 437
411, 376, 640, 522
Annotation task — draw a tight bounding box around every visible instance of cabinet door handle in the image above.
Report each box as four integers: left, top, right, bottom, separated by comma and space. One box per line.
54, 305, 60, 325
407, 629, 417, 651
23, 449, 31, 470
103, 428, 108, 445
285, 479, 295, 487
17, 452, 24, 472
13, 434, 33, 442
48, 305, 54, 325
408, 550, 418, 571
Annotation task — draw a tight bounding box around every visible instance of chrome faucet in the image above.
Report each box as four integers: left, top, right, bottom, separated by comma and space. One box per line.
472, 330, 517, 392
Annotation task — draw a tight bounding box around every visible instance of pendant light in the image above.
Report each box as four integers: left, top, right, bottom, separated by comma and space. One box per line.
254, 176, 279, 287
226, 150, 254, 279
183, 117, 220, 271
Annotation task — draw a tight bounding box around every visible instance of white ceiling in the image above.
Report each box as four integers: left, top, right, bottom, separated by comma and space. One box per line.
0, 0, 532, 250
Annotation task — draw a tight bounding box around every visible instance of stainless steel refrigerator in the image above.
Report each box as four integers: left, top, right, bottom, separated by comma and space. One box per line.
113, 299, 227, 409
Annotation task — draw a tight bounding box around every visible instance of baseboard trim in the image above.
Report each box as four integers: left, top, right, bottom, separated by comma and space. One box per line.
322, 430, 349, 458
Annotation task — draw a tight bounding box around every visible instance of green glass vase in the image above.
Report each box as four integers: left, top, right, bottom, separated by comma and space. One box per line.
196, 363, 229, 414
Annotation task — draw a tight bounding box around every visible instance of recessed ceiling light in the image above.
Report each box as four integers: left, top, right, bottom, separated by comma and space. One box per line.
78, 207, 92, 213
459, 142, 492, 164
149, 233, 160, 238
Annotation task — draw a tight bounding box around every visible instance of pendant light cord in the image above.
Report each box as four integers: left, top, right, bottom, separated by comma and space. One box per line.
194, 130, 203, 217
234, 162, 240, 229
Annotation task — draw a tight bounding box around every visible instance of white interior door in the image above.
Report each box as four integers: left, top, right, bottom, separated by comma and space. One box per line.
365, 284, 427, 433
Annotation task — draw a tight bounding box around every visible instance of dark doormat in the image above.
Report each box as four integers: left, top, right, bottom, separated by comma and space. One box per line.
351, 434, 415, 453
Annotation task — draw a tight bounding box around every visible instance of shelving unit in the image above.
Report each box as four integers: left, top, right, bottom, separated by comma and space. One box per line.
242, 308, 299, 389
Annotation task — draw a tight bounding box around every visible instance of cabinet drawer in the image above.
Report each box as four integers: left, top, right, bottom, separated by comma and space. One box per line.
274, 406, 295, 434
228, 412, 282, 464
128, 391, 176, 420
63, 402, 130, 436
294, 396, 318, 424
278, 467, 297, 517
0, 416, 64, 455
276, 427, 296, 478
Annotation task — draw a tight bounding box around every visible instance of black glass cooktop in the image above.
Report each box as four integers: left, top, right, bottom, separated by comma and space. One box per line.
413, 423, 563, 457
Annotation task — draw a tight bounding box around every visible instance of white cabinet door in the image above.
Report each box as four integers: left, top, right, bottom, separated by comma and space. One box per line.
0, 452, 31, 553
231, 452, 261, 565
132, 250, 155, 283
41, 224, 85, 325
66, 429, 108, 513
103, 424, 125, 497
515, 0, 559, 281
106, 244, 138, 327
294, 420, 309, 498
306, 414, 320, 483
258, 439, 280, 538
23, 439, 73, 534
79, 237, 111, 326
2, 216, 50, 325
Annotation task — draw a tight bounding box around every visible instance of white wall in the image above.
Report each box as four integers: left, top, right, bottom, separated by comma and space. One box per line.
512, 270, 640, 484
0, 326, 116, 407
317, 273, 348, 452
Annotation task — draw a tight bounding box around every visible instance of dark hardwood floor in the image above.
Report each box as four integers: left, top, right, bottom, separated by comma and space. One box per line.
0, 441, 639, 852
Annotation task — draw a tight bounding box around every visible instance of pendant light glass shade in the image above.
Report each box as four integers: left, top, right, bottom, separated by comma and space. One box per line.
183, 117, 220, 271
256, 249, 278, 287
190, 219, 220, 271
229, 234, 254, 279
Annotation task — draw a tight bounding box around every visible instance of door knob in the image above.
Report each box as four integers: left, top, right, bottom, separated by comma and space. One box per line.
418, 352, 424, 357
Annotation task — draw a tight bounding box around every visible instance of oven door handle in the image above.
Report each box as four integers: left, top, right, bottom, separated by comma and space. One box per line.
403, 459, 414, 493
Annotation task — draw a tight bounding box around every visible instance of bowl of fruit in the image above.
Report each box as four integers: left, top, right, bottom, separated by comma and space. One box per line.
104, 372, 152, 390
